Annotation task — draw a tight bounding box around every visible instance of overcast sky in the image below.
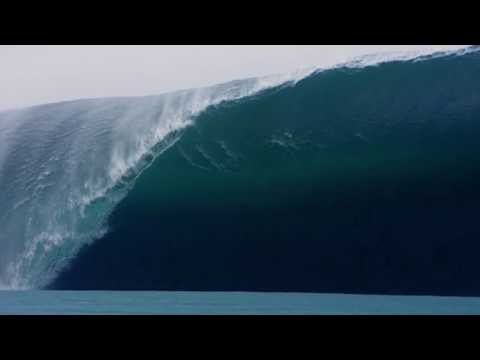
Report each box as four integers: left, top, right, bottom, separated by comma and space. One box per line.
0, 45, 468, 111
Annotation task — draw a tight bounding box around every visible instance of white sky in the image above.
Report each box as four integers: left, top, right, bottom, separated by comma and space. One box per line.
0, 45, 468, 111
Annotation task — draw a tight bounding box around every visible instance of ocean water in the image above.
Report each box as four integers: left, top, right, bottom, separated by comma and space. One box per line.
2, 46, 480, 296
2, 291, 480, 315
51, 46, 480, 295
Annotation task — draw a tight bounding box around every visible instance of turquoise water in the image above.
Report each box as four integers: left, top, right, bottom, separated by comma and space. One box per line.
2, 291, 480, 314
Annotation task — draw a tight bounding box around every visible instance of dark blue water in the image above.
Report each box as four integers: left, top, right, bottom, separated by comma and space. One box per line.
53, 48, 480, 296
2, 291, 480, 314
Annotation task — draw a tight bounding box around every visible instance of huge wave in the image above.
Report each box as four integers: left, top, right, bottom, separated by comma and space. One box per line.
1, 46, 480, 295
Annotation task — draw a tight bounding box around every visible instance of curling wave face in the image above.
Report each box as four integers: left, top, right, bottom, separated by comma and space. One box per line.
1, 46, 479, 293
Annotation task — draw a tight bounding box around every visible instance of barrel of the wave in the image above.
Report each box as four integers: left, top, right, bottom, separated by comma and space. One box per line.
48, 47, 480, 296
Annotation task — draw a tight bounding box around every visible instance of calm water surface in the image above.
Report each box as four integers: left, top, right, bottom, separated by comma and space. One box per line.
2, 291, 480, 314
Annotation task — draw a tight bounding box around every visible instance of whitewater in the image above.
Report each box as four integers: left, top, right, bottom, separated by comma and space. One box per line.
0, 45, 475, 290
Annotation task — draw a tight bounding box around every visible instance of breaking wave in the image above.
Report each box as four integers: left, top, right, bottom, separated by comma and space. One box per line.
1, 46, 479, 295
